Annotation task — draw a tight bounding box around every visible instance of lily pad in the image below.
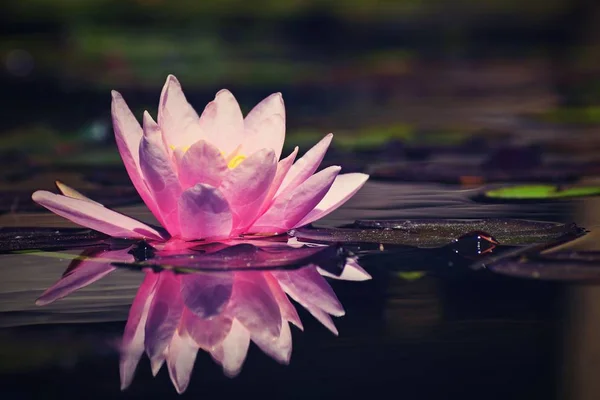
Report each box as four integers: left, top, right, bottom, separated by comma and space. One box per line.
488, 251, 600, 281
292, 219, 584, 248
479, 185, 600, 201
114, 242, 354, 275
0, 227, 108, 252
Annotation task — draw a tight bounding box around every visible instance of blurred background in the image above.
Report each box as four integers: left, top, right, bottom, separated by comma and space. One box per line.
2, 0, 600, 165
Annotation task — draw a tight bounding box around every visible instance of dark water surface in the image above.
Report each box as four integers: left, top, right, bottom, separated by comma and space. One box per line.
1, 180, 599, 400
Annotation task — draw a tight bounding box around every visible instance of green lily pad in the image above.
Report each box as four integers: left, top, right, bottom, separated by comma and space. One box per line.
483, 185, 600, 201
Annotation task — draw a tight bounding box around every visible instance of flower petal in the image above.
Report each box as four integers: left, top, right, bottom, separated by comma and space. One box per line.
227, 272, 282, 343
157, 75, 202, 150
242, 94, 285, 160
210, 319, 251, 378
317, 258, 372, 281
219, 149, 277, 231
166, 331, 199, 394
199, 89, 244, 156
111, 91, 165, 226
264, 272, 303, 330
31, 191, 165, 240
249, 165, 341, 233
294, 173, 369, 228
145, 272, 184, 366
36, 248, 130, 306
180, 272, 233, 318
139, 112, 182, 235
177, 184, 233, 240
178, 140, 227, 189
254, 147, 298, 219
183, 309, 233, 351
272, 265, 345, 316
275, 133, 333, 197
120, 272, 160, 390
252, 321, 293, 365
55, 181, 103, 206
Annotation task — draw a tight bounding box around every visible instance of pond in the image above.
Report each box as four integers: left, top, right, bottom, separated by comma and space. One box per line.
1, 164, 600, 399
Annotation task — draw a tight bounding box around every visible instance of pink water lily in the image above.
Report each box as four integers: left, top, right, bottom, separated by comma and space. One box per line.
31, 75, 368, 243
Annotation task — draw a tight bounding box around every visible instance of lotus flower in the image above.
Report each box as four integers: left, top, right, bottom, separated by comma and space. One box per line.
35, 241, 371, 394
31, 75, 368, 244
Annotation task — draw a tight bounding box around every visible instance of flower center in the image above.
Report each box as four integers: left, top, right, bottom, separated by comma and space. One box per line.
171, 145, 245, 169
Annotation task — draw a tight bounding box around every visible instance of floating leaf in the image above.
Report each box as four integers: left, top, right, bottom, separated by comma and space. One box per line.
293, 219, 584, 248
488, 251, 600, 281
480, 185, 600, 201
0, 227, 108, 252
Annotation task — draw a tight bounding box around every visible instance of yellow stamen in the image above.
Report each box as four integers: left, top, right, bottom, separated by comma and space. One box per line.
227, 155, 246, 169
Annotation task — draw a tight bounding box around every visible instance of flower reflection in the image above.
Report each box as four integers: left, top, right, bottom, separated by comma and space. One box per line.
36, 240, 370, 394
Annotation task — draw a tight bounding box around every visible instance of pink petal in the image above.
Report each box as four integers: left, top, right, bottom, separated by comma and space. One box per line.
210, 319, 251, 378
242, 94, 285, 160
180, 272, 233, 318
177, 184, 233, 240
166, 331, 199, 394
144, 272, 184, 366
249, 165, 341, 233
275, 133, 333, 197
264, 272, 303, 330
55, 181, 103, 206
294, 173, 369, 227
219, 149, 277, 231
111, 91, 165, 227
227, 272, 282, 343
139, 112, 182, 235
36, 248, 131, 306
178, 140, 227, 189
183, 309, 233, 351
199, 89, 244, 156
317, 258, 372, 281
254, 147, 298, 219
32, 191, 165, 240
252, 320, 293, 365
157, 75, 202, 150
303, 305, 339, 335
120, 272, 160, 390
272, 265, 345, 316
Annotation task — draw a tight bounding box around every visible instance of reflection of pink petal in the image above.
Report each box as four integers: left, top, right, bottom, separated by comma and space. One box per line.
317, 258, 372, 281
273, 265, 345, 316
120, 272, 160, 390
228, 272, 282, 343
252, 320, 293, 365
302, 304, 339, 336
211, 319, 251, 378
264, 272, 303, 330
166, 330, 199, 394
31, 191, 164, 240
180, 272, 233, 318
144, 272, 184, 367
183, 309, 232, 351
36, 247, 130, 305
